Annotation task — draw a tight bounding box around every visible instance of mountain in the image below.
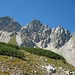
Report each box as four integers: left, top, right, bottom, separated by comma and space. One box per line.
0, 16, 75, 67
0, 16, 21, 32
0, 16, 21, 43
19, 19, 71, 49
19, 19, 51, 47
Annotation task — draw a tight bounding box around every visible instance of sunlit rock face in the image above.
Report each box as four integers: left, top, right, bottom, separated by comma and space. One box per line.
50, 26, 71, 48
20, 21, 71, 48
20, 19, 52, 47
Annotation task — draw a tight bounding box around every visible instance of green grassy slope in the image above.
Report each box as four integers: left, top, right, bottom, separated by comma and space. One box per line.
0, 51, 75, 75
0, 43, 75, 75
8, 35, 18, 45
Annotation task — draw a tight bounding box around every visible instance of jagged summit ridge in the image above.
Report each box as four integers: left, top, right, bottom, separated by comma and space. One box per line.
20, 19, 52, 47
50, 25, 71, 48
0, 16, 72, 48
20, 20, 71, 48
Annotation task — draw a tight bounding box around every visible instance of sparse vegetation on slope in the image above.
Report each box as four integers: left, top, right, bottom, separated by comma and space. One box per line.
8, 35, 18, 45
0, 43, 75, 75
0, 51, 75, 75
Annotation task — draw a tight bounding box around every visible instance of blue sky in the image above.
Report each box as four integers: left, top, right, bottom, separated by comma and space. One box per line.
0, 0, 75, 33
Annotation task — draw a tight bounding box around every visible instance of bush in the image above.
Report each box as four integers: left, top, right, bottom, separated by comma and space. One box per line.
0, 42, 25, 59
20, 46, 65, 61
0, 42, 19, 50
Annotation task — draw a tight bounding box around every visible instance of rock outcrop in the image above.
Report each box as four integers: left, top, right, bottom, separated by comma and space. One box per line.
19, 20, 71, 49
50, 26, 71, 48
0, 31, 10, 43
19, 19, 51, 47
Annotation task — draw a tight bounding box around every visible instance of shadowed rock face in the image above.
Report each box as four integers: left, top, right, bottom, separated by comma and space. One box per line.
0, 16, 21, 32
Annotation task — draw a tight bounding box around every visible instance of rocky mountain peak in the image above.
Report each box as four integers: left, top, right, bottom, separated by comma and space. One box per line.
26, 19, 44, 31
57, 25, 63, 29
20, 19, 51, 36
0, 16, 16, 23
19, 19, 72, 49
0, 16, 21, 32
50, 25, 71, 48
30, 19, 41, 24
26, 19, 50, 32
